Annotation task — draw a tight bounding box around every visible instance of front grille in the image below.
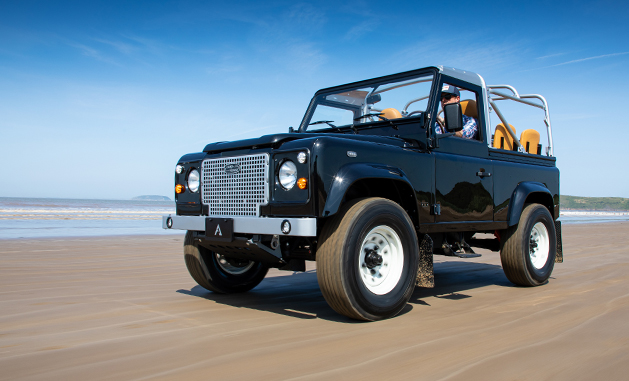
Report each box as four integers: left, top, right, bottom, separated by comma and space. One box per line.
201, 153, 270, 216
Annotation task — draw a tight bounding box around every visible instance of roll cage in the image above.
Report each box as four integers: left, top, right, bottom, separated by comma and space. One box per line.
298, 66, 554, 157
487, 85, 554, 156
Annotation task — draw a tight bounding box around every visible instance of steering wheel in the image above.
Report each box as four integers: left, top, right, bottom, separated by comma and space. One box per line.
405, 110, 422, 117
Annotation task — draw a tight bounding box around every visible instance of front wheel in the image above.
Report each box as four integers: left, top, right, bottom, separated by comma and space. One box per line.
500, 204, 556, 286
317, 198, 419, 321
184, 231, 269, 293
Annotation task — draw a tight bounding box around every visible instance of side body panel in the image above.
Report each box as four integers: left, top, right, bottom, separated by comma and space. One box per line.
491, 150, 560, 223
312, 136, 434, 227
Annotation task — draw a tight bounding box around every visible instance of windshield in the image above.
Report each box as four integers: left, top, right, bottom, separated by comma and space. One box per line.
300, 73, 434, 132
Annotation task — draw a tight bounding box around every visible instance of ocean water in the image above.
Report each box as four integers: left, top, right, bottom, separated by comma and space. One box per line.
0, 197, 178, 239
0, 197, 627, 239
559, 210, 629, 224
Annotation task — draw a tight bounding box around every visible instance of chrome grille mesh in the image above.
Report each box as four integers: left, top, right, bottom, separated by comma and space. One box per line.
201, 154, 269, 216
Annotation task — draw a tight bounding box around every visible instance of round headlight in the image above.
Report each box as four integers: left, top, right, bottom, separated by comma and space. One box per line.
278, 161, 297, 190
187, 169, 200, 193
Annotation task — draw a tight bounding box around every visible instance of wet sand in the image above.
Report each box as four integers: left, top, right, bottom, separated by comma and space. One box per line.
1, 222, 629, 380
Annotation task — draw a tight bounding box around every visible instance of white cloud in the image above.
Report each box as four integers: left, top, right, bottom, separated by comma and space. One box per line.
524, 51, 629, 71
384, 37, 527, 74
344, 19, 380, 40
537, 52, 569, 60
93, 38, 136, 55
66, 41, 122, 66
545, 51, 629, 67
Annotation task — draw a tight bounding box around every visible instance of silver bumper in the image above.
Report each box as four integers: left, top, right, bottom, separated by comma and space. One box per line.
162, 215, 317, 237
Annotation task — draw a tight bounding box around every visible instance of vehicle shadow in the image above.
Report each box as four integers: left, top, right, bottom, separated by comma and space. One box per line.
410, 261, 512, 305
177, 270, 362, 323
177, 261, 511, 322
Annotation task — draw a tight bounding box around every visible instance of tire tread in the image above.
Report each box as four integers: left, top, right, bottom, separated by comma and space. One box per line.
317, 198, 417, 321
500, 204, 555, 286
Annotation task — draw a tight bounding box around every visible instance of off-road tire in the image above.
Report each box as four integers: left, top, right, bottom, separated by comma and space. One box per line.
500, 204, 556, 286
184, 231, 269, 293
317, 198, 419, 321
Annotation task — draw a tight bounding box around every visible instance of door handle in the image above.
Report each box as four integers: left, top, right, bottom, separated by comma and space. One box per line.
476, 171, 492, 178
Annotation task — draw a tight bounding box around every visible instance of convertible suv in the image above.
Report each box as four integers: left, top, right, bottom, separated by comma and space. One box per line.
164, 66, 563, 321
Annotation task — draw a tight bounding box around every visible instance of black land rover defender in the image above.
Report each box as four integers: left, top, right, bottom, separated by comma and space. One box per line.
164, 66, 563, 321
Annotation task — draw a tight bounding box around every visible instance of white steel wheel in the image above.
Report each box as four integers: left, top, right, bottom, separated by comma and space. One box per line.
183, 231, 269, 294
529, 222, 550, 270
316, 198, 419, 321
216, 254, 255, 275
500, 204, 556, 287
358, 225, 404, 295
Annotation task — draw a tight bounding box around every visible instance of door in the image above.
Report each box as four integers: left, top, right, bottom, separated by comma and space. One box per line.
434, 137, 494, 224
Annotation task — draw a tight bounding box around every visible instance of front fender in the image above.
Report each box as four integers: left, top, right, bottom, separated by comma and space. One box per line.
507, 181, 554, 226
322, 163, 416, 217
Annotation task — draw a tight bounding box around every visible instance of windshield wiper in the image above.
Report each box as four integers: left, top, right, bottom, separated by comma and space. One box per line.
309, 120, 339, 129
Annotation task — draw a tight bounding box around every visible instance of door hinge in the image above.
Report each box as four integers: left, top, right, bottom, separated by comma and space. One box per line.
428, 137, 439, 149
431, 204, 441, 215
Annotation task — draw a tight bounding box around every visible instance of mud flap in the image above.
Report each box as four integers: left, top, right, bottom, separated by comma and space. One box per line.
555, 220, 563, 263
416, 234, 434, 288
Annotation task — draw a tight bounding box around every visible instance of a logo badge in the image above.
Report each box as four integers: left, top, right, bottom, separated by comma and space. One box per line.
224, 164, 240, 175
215, 224, 222, 236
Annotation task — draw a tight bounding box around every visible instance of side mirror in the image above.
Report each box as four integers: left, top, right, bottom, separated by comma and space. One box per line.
366, 94, 381, 104
444, 103, 463, 132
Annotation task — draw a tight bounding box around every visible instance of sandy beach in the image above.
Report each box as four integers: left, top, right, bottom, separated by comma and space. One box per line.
1, 222, 628, 380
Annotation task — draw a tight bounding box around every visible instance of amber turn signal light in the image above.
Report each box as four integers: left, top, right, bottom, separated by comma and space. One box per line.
175, 184, 186, 194
297, 178, 307, 190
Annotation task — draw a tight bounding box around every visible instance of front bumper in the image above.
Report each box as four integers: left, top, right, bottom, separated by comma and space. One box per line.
162, 215, 317, 237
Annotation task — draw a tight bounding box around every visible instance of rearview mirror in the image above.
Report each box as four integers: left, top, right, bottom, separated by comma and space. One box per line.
366, 94, 381, 104
444, 103, 463, 132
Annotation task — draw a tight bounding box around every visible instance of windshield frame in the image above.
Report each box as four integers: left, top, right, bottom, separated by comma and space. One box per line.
298, 67, 439, 133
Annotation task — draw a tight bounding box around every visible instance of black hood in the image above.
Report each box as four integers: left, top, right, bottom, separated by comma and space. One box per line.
203, 133, 415, 154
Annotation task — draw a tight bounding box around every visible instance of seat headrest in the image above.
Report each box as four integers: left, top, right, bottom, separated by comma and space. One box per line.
380, 108, 402, 120
493, 123, 517, 150
520, 129, 540, 141
496, 123, 516, 134
520, 129, 541, 154
460, 99, 478, 119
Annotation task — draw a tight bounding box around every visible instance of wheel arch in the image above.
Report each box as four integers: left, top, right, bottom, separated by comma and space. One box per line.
507, 182, 555, 226
322, 163, 419, 227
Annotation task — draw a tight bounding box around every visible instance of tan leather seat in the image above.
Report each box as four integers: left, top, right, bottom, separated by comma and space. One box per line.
380, 108, 402, 120
520, 129, 540, 154
460, 99, 478, 118
493, 123, 517, 150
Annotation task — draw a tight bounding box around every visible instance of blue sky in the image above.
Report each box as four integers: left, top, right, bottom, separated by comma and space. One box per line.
1, 0, 628, 199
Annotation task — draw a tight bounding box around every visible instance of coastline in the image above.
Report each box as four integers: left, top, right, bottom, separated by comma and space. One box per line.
1, 197, 628, 239
1, 214, 628, 240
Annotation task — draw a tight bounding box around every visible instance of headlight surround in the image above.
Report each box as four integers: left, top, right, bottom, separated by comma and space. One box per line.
278, 161, 297, 190
187, 169, 200, 193
297, 152, 307, 164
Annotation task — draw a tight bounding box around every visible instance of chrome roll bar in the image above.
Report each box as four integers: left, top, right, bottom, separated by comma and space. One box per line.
487, 85, 554, 156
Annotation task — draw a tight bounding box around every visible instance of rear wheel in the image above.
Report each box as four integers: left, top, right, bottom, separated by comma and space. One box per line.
317, 198, 419, 321
184, 231, 269, 293
500, 204, 556, 286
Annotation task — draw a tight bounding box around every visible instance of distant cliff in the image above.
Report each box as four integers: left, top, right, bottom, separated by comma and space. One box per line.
561, 195, 629, 211
132, 195, 172, 201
